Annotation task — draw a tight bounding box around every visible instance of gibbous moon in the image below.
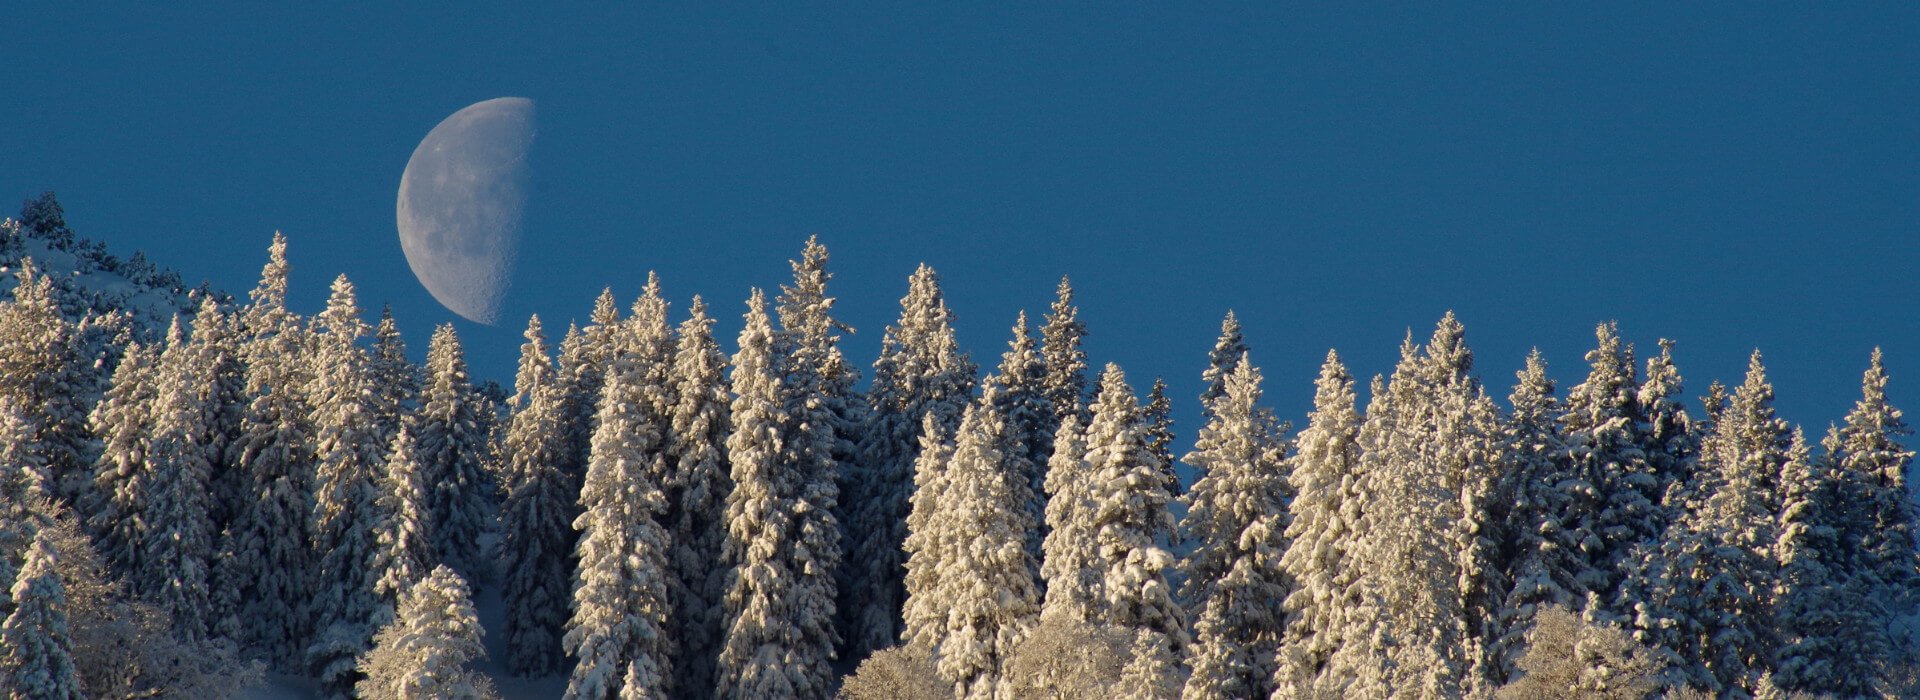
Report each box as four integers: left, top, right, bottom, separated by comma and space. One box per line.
397, 97, 536, 325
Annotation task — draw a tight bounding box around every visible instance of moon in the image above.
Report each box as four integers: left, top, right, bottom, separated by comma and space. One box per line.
397, 97, 536, 325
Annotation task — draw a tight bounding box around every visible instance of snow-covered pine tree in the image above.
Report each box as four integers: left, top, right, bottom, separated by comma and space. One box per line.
664, 297, 733, 699
133, 317, 217, 641
357, 565, 500, 700
1117, 628, 1183, 700
370, 426, 433, 627
1040, 414, 1102, 624
1637, 339, 1697, 514
983, 313, 1053, 585
86, 341, 157, 572
771, 239, 861, 677
417, 324, 493, 581
901, 414, 956, 652
1179, 357, 1290, 700
1769, 427, 1883, 697
369, 305, 420, 444
0, 531, 83, 700
909, 403, 1042, 699
1489, 350, 1581, 683
0, 396, 38, 599
717, 289, 837, 700
1271, 351, 1366, 698
0, 260, 91, 509
304, 275, 392, 698
1040, 276, 1090, 427
1142, 378, 1181, 499
1831, 349, 1917, 595
1198, 311, 1249, 420
1083, 364, 1187, 655
499, 315, 577, 677
1561, 323, 1662, 614
565, 300, 676, 700
211, 233, 317, 667
557, 289, 622, 478
186, 295, 249, 534
850, 264, 976, 658
1619, 352, 1789, 696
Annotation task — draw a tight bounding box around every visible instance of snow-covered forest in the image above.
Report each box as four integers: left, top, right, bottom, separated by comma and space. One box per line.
1, 192, 1916, 700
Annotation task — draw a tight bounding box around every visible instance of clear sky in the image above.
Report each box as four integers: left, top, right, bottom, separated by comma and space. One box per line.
4, 5, 1916, 440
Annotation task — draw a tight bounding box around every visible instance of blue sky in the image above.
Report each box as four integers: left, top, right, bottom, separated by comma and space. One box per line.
3, 5, 1916, 438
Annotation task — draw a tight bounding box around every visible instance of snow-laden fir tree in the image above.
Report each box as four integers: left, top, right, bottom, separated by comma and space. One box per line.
357, 565, 500, 700
901, 413, 956, 652
664, 297, 733, 699
212, 233, 317, 667
86, 341, 157, 572
1618, 351, 1789, 696
1560, 323, 1663, 609
565, 299, 676, 700
1040, 276, 1090, 427
1179, 357, 1290, 700
1494, 605, 1665, 700
0, 260, 90, 510
305, 275, 393, 698
771, 239, 861, 673
1142, 378, 1181, 499
983, 313, 1053, 585
498, 315, 577, 677
1117, 628, 1184, 700
131, 317, 217, 641
910, 403, 1042, 699
370, 426, 433, 627
185, 295, 249, 533
0, 396, 38, 600
1830, 349, 1917, 595
850, 264, 976, 658
417, 324, 493, 581
1637, 339, 1697, 513
717, 289, 838, 700
1083, 364, 1188, 655
1040, 414, 1102, 624
1271, 351, 1367, 698
1488, 350, 1580, 683
369, 305, 420, 444
0, 530, 83, 700
1769, 427, 1884, 697
1198, 311, 1248, 419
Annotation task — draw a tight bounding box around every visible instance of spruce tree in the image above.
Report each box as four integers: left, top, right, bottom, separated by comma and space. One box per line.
850, 264, 976, 658
664, 297, 733, 698
1198, 311, 1249, 419
1561, 322, 1661, 609
370, 426, 433, 627
499, 315, 576, 677
1040, 276, 1090, 426
1770, 428, 1883, 697
1179, 357, 1289, 700
565, 303, 676, 700
0, 531, 83, 700
187, 295, 249, 534
1832, 349, 1917, 594
87, 341, 157, 572
1039, 414, 1102, 624
369, 306, 419, 444
0, 261, 90, 510
1489, 350, 1580, 683
135, 318, 217, 641
1083, 364, 1187, 654
418, 324, 493, 581
717, 290, 837, 700
983, 313, 1054, 584
305, 275, 392, 698
901, 414, 956, 651
357, 566, 500, 700
1142, 378, 1180, 498
1637, 339, 1697, 512
1272, 351, 1367, 697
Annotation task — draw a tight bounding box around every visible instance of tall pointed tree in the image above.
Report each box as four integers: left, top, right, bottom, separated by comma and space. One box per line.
1180, 357, 1289, 700
499, 315, 577, 677
0, 260, 90, 509
187, 295, 249, 534
1040, 415, 1102, 624
1198, 311, 1249, 419
849, 264, 976, 657
0, 531, 83, 700
1831, 348, 1917, 594
1040, 276, 1090, 427
1489, 350, 1580, 683
1142, 378, 1180, 498
369, 306, 419, 444
1271, 351, 1367, 698
664, 297, 734, 699
1083, 364, 1187, 654
357, 566, 500, 700
1561, 322, 1663, 611
135, 318, 217, 641
1637, 339, 1697, 511
984, 312, 1054, 581
1770, 428, 1884, 697
87, 341, 158, 571
370, 426, 433, 627
417, 324, 493, 580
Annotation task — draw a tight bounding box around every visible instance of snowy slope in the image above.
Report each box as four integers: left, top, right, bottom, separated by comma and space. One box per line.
1, 215, 211, 333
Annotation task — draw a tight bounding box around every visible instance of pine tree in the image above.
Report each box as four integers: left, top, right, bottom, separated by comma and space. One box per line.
901, 414, 956, 652
305, 276, 390, 697
1831, 349, 1917, 594
664, 297, 733, 699
1083, 364, 1187, 655
1040, 276, 1090, 427
1142, 378, 1181, 498
87, 341, 157, 572
1040, 413, 1105, 626
565, 303, 676, 700
850, 264, 976, 658
499, 315, 577, 677
1489, 350, 1581, 683
187, 295, 250, 534
1637, 339, 1697, 512
134, 317, 217, 641
906, 403, 1042, 699
357, 566, 500, 700
369, 306, 419, 444
1561, 322, 1661, 611
771, 239, 860, 677
1198, 311, 1249, 419
0, 260, 90, 509
212, 233, 317, 667
0, 396, 39, 601
1117, 629, 1183, 700
0, 531, 83, 700
418, 324, 493, 581
717, 290, 837, 700
370, 426, 433, 627
1770, 428, 1883, 697
983, 313, 1054, 587
1180, 357, 1290, 700
1271, 351, 1367, 697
